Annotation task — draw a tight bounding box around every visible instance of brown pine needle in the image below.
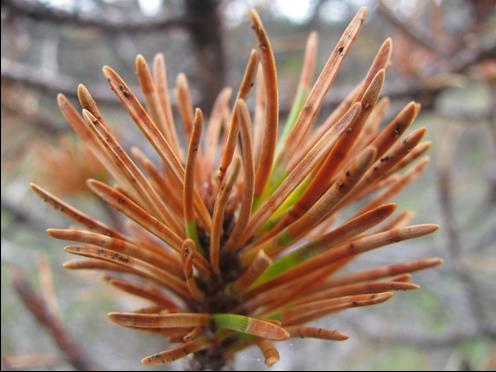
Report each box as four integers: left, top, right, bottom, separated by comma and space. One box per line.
248, 224, 439, 296
126, 221, 211, 277
253, 270, 330, 316
240, 317, 289, 340
86, 179, 183, 251
102, 66, 183, 179
36, 253, 59, 316
181, 239, 205, 302
241, 103, 362, 246
369, 101, 419, 160
63, 259, 135, 274
141, 337, 212, 366
31, 183, 125, 239
102, 66, 212, 231
48, 228, 183, 276
376, 209, 415, 232
357, 96, 389, 148
76, 84, 131, 181
76, 83, 105, 123
136, 55, 171, 141
352, 127, 427, 198
104, 275, 181, 309
324, 257, 444, 289
346, 173, 398, 206
217, 49, 258, 183
210, 158, 241, 274
130, 305, 168, 314
255, 338, 280, 368
241, 267, 326, 314
131, 147, 183, 216
252, 203, 396, 278
294, 280, 419, 305
276, 31, 318, 154
126, 223, 182, 261
283, 292, 394, 326
233, 250, 272, 294
81, 109, 184, 235
241, 146, 377, 263
108, 312, 210, 328
31, 7, 444, 368
267, 70, 384, 238
286, 326, 349, 341
77, 106, 153, 211
389, 273, 413, 282
357, 157, 430, 214
253, 66, 266, 161
204, 87, 233, 176
56, 93, 104, 156
182, 327, 204, 342
299, 31, 319, 89
175, 73, 195, 144
225, 100, 255, 251
282, 7, 367, 164
153, 53, 183, 159
309, 38, 392, 153
355, 38, 393, 102
183, 108, 204, 249
250, 10, 279, 199
65, 245, 190, 298
386, 141, 432, 176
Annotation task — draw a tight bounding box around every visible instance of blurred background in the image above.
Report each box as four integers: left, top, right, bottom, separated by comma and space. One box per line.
1, 0, 495, 370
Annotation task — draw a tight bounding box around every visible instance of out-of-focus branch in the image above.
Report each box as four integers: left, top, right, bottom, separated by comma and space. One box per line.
1, 84, 67, 134
2, 19, 493, 117
1, 58, 200, 111
1, 58, 121, 105
426, 38, 496, 77
378, 0, 449, 54
1, 354, 59, 370
360, 324, 496, 349
10, 268, 96, 371
2, 0, 192, 33
316, 36, 496, 114
1, 357, 15, 371
1, 195, 53, 232
438, 127, 494, 340
2, 103, 65, 134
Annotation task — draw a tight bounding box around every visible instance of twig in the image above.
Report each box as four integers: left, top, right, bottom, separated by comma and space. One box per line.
378, 0, 448, 54
1, 195, 54, 232
1, 58, 121, 105
2, 0, 192, 33
1, 357, 15, 371
358, 323, 496, 349
2, 354, 59, 370
10, 268, 96, 371
472, 228, 496, 253
438, 127, 494, 339
1, 84, 67, 134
